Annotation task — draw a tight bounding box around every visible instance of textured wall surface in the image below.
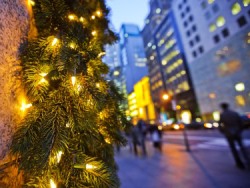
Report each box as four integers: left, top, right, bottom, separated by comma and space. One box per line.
0, 0, 32, 186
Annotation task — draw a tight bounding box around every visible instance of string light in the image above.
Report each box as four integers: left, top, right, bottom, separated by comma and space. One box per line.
96, 10, 102, 17
56, 151, 63, 163
79, 17, 84, 22
91, 15, 96, 20
68, 14, 76, 21
21, 102, 32, 111
39, 72, 48, 83
50, 179, 56, 188
69, 42, 76, 49
105, 138, 111, 144
86, 164, 96, 170
29, 0, 35, 6
92, 30, 97, 36
71, 76, 76, 86
51, 38, 58, 46
98, 52, 106, 58
96, 83, 100, 88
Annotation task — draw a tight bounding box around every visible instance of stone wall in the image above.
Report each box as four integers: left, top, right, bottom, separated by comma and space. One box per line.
0, 0, 32, 186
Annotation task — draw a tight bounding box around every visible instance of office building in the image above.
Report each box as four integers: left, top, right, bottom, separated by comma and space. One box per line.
119, 24, 148, 95
142, 0, 199, 122
172, 0, 250, 119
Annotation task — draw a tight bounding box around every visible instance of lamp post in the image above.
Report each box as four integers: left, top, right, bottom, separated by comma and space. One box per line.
162, 92, 190, 152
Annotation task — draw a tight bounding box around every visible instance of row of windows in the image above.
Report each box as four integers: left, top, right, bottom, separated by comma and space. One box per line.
189, 35, 200, 47
178, 0, 188, 10
201, 0, 215, 10
186, 25, 197, 37
180, 6, 191, 18
204, 3, 220, 20
192, 46, 204, 58
209, 16, 226, 32
213, 15, 248, 44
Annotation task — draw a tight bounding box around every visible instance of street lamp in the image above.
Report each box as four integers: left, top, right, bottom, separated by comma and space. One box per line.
161, 91, 190, 152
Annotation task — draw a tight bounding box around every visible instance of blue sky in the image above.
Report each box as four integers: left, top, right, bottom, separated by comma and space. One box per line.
107, 0, 149, 31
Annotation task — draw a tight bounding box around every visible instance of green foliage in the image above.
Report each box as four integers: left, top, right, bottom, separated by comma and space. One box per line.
11, 0, 127, 187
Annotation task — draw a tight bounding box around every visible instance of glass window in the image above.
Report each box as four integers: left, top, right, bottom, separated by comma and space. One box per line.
232, 3, 241, 15
178, 4, 182, 9
189, 40, 194, 47
208, 0, 214, 4
192, 25, 197, 32
213, 35, 220, 43
192, 51, 197, 57
195, 35, 200, 42
212, 4, 219, 13
235, 95, 246, 106
201, 1, 207, 9
186, 6, 190, 12
237, 16, 247, 27
186, 30, 191, 37
199, 46, 204, 53
189, 15, 193, 22
184, 21, 188, 27
243, 0, 250, 7
222, 28, 230, 38
209, 24, 216, 32
216, 16, 225, 27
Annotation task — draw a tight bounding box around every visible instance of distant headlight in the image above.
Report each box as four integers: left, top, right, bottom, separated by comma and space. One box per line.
213, 122, 219, 127
173, 124, 180, 130
204, 123, 213, 128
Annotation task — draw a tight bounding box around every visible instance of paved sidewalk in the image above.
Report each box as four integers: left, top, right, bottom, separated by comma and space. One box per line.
115, 141, 250, 188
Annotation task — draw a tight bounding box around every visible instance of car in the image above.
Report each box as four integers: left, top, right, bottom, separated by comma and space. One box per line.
241, 114, 250, 129
185, 121, 204, 130
160, 122, 185, 131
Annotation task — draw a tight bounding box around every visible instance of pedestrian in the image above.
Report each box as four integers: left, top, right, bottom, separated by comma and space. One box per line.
136, 119, 148, 156
150, 124, 162, 152
219, 102, 249, 169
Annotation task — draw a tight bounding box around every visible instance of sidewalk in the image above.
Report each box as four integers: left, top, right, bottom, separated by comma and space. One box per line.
115, 141, 250, 188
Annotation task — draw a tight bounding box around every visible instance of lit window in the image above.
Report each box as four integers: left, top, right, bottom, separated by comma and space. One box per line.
243, 0, 250, 7
235, 95, 246, 106
216, 16, 225, 27
156, 8, 161, 14
209, 24, 216, 32
208, 0, 214, 4
235, 83, 245, 91
232, 3, 241, 15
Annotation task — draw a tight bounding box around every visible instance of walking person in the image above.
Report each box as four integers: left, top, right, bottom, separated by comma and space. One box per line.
136, 119, 148, 156
149, 124, 162, 152
219, 102, 249, 169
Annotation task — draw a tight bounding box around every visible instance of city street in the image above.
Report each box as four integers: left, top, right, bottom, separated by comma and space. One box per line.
115, 129, 250, 188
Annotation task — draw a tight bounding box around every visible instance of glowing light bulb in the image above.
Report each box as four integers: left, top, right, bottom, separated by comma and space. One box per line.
21, 102, 32, 111
98, 52, 106, 57
91, 15, 96, 20
68, 14, 75, 20
52, 38, 58, 46
96, 10, 102, 17
57, 151, 63, 163
50, 179, 56, 188
71, 76, 76, 86
86, 164, 96, 170
69, 42, 76, 49
92, 31, 97, 36
96, 83, 100, 88
29, 0, 35, 6
79, 17, 84, 22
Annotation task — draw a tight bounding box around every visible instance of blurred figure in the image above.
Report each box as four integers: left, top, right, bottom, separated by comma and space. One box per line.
219, 102, 249, 169
149, 124, 162, 152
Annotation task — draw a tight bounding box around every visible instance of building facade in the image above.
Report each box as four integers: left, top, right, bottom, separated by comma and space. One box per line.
172, 0, 250, 119
142, 0, 199, 123
119, 24, 148, 95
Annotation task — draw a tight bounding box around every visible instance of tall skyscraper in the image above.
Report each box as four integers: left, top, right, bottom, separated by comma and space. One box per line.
142, 0, 199, 122
172, 0, 250, 119
119, 24, 148, 95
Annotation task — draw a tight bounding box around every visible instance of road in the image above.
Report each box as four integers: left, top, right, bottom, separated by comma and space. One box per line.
116, 129, 250, 188
160, 129, 250, 151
